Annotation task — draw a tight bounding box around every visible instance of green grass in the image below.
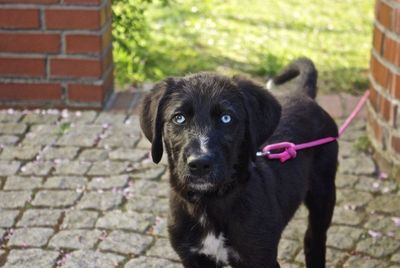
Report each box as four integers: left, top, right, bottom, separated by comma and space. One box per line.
113, 0, 374, 94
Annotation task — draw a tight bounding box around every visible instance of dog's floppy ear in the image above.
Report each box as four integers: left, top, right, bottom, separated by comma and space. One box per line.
233, 76, 282, 161
139, 79, 174, 164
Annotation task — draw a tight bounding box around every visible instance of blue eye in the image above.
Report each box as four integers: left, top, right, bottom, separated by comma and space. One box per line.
173, 114, 186, 125
221, 114, 232, 124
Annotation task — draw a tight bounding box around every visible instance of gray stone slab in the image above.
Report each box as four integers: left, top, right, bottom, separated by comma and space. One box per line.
96, 210, 153, 232
31, 190, 81, 207
87, 175, 128, 190
62, 250, 124, 268
131, 180, 169, 197
125, 195, 168, 216
3, 249, 58, 268
367, 194, 400, 214
109, 148, 148, 162
0, 135, 19, 145
147, 216, 168, 237
354, 176, 398, 194
4, 176, 42, 190
131, 166, 166, 180
327, 226, 364, 250
98, 230, 153, 255
343, 255, 390, 268
77, 192, 122, 211
54, 160, 91, 175
334, 174, 359, 188
98, 133, 140, 148
95, 113, 126, 124
0, 209, 19, 227
278, 239, 301, 261
56, 126, 102, 147
356, 236, 400, 258
49, 229, 102, 249
22, 113, 59, 124
0, 123, 27, 135
22, 132, 58, 146
60, 111, 98, 124
43, 176, 87, 189
338, 153, 375, 175
363, 215, 400, 240
79, 149, 109, 161
41, 147, 79, 160
17, 209, 62, 227
332, 206, 366, 226
146, 238, 180, 261
0, 111, 23, 122
0, 161, 21, 176
125, 256, 181, 268
0, 146, 41, 160
61, 210, 99, 229
391, 252, 400, 263
87, 161, 129, 176
8, 227, 54, 247
336, 189, 373, 208
281, 218, 307, 241
0, 191, 31, 208
20, 161, 54, 176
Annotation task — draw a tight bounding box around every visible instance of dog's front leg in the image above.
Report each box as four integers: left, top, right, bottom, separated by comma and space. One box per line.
181, 254, 222, 268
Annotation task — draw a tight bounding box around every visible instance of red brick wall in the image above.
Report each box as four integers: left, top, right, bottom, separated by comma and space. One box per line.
0, 0, 113, 109
368, 0, 400, 176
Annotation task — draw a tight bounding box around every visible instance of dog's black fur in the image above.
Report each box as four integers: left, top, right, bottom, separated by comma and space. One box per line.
140, 58, 338, 268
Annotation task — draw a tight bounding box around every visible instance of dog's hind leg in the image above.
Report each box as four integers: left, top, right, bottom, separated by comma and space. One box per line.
303, 143, 337, 268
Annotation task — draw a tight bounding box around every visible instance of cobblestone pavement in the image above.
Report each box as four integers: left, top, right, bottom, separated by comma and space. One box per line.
0, 102, 399, 268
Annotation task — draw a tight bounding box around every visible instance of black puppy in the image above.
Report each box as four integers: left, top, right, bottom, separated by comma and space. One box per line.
140, 58, 338, 268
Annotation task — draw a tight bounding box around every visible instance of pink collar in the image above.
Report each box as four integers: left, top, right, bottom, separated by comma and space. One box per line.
257, 90, 370, 163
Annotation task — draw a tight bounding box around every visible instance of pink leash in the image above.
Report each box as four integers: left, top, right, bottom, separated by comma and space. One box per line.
257, 90, 370, 162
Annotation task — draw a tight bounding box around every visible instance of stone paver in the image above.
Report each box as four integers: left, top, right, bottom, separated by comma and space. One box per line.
31, 190, 80, 207
3, 249, 58, 268
61, 210, 99, 229
4, 176, 42, 190
8, 227, 54, 247
17, 209, 62, 227
77, 191, 122, 210
98, 230, 153, 255
48, 229, 102, 249
0, 191, 31, 208
0, 102, 397, 267
61, 250, 124, 268
0, 210, 19, 227
96, 210, 153, 232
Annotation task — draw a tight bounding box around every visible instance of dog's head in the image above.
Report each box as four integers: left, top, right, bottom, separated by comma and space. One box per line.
140, 73, 281, 198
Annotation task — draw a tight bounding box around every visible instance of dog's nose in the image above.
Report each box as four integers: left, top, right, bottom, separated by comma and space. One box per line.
187, 154, 212, 176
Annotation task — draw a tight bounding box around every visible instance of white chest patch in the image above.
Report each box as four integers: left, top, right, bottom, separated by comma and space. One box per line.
199, 232, 229, 264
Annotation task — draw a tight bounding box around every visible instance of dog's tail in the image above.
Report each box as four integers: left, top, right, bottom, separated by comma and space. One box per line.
266, 57, 318, 99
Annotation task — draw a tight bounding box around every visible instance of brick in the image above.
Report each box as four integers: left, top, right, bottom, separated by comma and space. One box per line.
382, 36, 397, 64
45, 8, 105, 30
0, 0, 58, 3
0, 33, 60, 53
377, 0, 393, 29
380, 95, 392, 122
368, 109, 382, 143
0, 83, 62, 101
373, 26, 384, 54
392, 135, 400, 154
0, 9, 40, 29
50, 58, 102, 78
68, 84, 104, 102
369, 87, 381, 112
64, 0, 101, 4
0, 57, 45, 77
371, 55, 390, 88
66, 26, 111, 54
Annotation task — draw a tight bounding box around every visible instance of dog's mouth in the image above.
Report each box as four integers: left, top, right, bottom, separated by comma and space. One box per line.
184, 175, 218, 193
